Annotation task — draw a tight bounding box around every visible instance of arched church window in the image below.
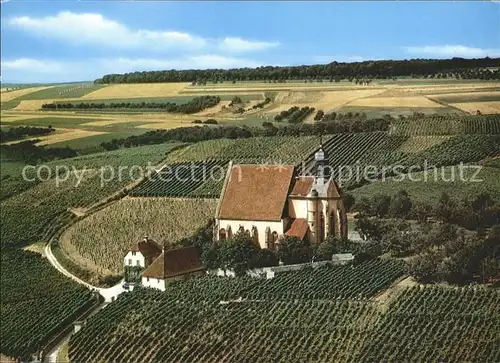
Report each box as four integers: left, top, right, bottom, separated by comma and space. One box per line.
238, 225, 245, 235
329, 211, 336, 237
219, 228, 227, 240
251, 226, 259, 245
226, 225, 233, 239
319, 213, 325, 242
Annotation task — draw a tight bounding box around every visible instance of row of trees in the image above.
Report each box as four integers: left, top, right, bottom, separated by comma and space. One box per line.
100, 117, 390, 150
274, 106, 315, 123
94, 58, 500, 84
41, 96, 221, 114
0, 140, 78, 164
354, 191, 500, 231
0, 126, 55, 143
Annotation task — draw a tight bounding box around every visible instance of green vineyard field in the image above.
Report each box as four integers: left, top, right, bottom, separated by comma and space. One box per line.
1, 249, 95, 360
68, 264, 499, 363
391, 114, 500, 135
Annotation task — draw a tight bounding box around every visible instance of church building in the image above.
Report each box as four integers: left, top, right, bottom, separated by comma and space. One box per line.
214, 145, 347, 249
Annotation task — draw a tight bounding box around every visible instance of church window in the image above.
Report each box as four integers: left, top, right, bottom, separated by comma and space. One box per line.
226, 225, 232, 239
319, 213, 325, 242
219, 228, 227, 240
329, 211, 336, 236
238, 225, 245, 234
251, 226, 259, 245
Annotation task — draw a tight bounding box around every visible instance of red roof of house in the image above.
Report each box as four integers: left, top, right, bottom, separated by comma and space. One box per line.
218, 164, 295, 221
142, 246, 204, 279
285, 218, 309, 240
129, 238, 162, 259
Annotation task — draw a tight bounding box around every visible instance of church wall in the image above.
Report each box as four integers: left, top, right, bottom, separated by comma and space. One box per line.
216, 219, 285, 249
124, 251, 145, 268
288, 198, 308, 219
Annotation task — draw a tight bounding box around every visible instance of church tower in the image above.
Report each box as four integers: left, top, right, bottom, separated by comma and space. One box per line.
314, 136, 329, 186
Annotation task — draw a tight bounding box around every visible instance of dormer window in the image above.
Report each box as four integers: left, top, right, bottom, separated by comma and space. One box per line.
132, 251, 136, 256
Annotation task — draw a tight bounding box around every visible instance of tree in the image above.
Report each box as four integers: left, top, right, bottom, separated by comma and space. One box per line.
435, 192, 457, 223
277, 236, 312, 265
354, 217, 385, 241
388, 190, 412, 218
412, 201, 432, 223
219, 233, 260, 276
372, 193, 391, 218
343, 193, 355, 213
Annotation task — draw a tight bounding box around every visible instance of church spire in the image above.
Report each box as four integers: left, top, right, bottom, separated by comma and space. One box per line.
314, 134, 329, 185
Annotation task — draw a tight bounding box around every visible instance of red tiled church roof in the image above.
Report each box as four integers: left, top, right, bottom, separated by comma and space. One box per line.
142, 246, 204, 279
285, 218, 309, 240
290, 176, 314, 196
218, 164, 295, 221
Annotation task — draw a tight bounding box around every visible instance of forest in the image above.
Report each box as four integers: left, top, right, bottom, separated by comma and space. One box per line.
95, 58, 500, 84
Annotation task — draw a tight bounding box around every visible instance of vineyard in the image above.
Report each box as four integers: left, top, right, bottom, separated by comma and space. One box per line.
130, 160, 228, 198
67, 265, 499, 363
0, 143, 182, 245
358, 286, 500, 362
391, 114, 500, 135
243, 259, 405, 300
60, 197, 216, 272
1, 249, 95, 360
353, 166, 500, 205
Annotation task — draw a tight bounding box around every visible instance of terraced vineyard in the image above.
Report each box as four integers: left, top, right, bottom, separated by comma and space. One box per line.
1, 249, 96, 360
391, 114, 500, 135
130, 160, 228, 198
68, 265, 499, 363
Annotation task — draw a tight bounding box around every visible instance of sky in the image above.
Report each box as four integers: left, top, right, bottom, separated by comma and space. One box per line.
1, 1, 499, 83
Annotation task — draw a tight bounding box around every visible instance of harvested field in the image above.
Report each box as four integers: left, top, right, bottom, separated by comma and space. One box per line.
80, 83, 190, 100
0, 86, 54, 102
194, 100, 231, 116
80, 120, 128, 127
348, 96, 444, 108
3, 128, 108, 146
450, 101, 500, 114
12, 100, 51, 111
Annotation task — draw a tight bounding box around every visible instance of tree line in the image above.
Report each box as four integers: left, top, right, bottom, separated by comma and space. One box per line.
1, 140, 78, 164
41, 96, 221, 114
0, 126, 55, 143
94, 58, 500, 84
100, 117, 391, 150
274, 106, 315, 123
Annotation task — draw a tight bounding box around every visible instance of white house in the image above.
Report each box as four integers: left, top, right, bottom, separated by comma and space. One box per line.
123, 237, 162, 268
141, 246, 205, 291
214, 145, 347, 249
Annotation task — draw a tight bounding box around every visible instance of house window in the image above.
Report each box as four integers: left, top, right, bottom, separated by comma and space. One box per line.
128, 259, 132, 266
146, 277, 150, 282
157, 279, 160, 283
132, 251, 136, 256
219, 228, 227, 240
136, 260, 140, 266
320, 213, 325, 242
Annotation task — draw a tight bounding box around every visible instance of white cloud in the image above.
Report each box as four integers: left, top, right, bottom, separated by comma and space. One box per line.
7, 11, 280, 54
404, 45, 500, 58
219, 37, 279, 53
8, 11, 206, 50
1, 56, 265, 82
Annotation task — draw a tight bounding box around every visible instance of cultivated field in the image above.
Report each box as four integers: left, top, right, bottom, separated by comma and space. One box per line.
61, 197, 217, 272
0, 86, 55, 102
80, 82, 190, 99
